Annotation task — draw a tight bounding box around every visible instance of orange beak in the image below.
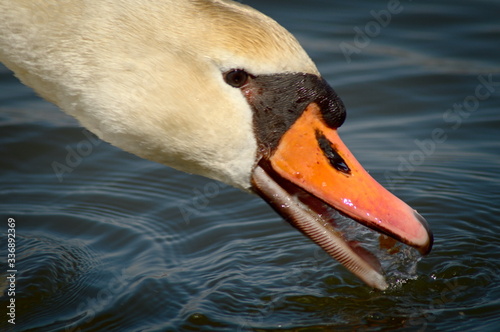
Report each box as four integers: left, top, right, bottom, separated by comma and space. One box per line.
251, 102, 432, 289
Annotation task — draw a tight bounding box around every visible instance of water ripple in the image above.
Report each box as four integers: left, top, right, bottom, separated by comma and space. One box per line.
1, 0, 500, 331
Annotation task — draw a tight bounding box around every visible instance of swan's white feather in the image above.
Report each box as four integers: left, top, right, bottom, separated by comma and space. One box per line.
0, 0, 318, 189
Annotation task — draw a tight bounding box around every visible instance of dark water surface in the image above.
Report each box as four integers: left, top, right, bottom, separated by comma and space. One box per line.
1, 0, 499, 331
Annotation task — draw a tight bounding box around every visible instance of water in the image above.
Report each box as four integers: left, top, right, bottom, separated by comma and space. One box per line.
1, 0, 499, 330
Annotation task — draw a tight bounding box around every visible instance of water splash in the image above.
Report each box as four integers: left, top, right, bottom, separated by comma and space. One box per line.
325, 209, 423, 288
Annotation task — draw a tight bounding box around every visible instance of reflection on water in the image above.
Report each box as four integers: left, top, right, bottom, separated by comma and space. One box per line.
1, 0, 500, 331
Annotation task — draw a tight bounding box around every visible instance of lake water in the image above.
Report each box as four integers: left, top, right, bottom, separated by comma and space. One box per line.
1, 0, 499, 331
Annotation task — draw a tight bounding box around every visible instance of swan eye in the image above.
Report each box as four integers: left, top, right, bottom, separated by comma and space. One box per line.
224, 69, 249, 88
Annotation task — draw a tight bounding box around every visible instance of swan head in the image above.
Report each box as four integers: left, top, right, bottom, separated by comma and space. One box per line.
0, 0, 432, 289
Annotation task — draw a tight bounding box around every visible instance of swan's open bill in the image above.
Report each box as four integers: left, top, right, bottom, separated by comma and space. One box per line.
247, 79, 432, 290
0, 0, 432, 289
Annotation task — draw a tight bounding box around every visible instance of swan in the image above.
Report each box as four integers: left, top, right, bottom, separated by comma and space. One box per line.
0, 0, 432, 290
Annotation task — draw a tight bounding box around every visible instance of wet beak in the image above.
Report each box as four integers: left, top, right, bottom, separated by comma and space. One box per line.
251, 102, 433, 290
